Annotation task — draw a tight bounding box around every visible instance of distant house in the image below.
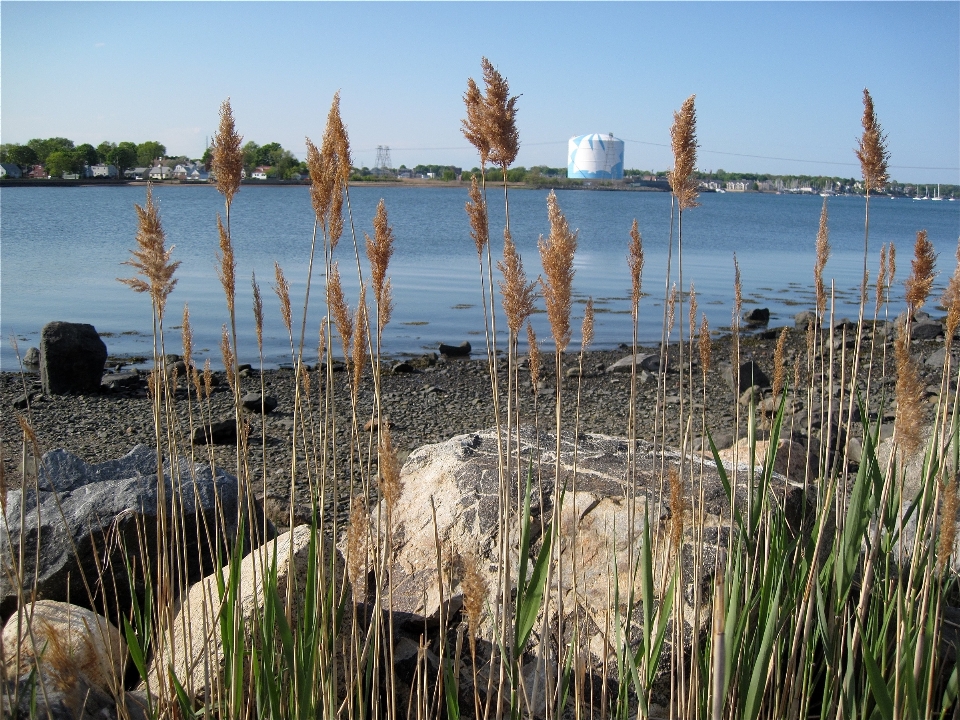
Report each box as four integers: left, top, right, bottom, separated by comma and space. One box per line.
91, 164, 119, 179
149, 165, 173, 181
0, 163, 23, 178
725, 181, 747, 192
187, 167, 209, 182
251, 166, 271, 180
173, 162, 198, 180
27, 165, 46, 179
62, 172, 80, 180
125, 167, 149, 180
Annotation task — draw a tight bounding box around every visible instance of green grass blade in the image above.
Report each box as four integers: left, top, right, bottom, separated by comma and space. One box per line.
860, 632, 894, 720
515, 523, 552, 655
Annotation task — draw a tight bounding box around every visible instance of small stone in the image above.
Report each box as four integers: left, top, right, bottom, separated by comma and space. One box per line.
739, 385, 762, 406
438, 341, 471, 357
23, 347, 40, 365
722, 360, 770, 393
392, 361, 415, 374
605, 353, 660, 374
744, 307, 770, 325
794, 311, 817, 330
912, 318, 943, 340
241, 392, 278, 414
191, 418, 238, 445
12, 393, 29, 409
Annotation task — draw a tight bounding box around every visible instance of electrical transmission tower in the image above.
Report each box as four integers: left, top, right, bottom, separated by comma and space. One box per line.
375, 145, 392, 172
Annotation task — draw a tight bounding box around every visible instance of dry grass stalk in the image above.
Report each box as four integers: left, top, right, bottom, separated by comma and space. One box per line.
688, 284, 698, 340
773, 328, 788, 399
667, 283, 678, 336
273, 262, 293, 336
379, 423, 402, 516
352, 285, 368, 390
212, 99, 244, 206
581, 298, 595, 350
481, 57, 520, 170
894, 316, 924, 457
942, 239, 960, 342
119, 186, 180, 320
181, 304, 194, 371
251, 272, 264, 351
498, 229, 537, 335
876, 244, 888, 314
345, 500, 370, 600
0, 448, 6, 514
856, 89, 890, 193
462, 77, 490, 167
699, 314, 712, 374
220, 326, 236, 393
814, 198, 830, 316
203, 359, 212, 399
904, 229, 937, 312
527, 322, 542, 391
465, 176, 489, 255
668, 94, 699, 210
539, 191, 578, 351
668, 466, 685, 553
216, 214, 236, 315
328, 262, 353, 358
628, 219, 644, 315
937, 478, 958, 572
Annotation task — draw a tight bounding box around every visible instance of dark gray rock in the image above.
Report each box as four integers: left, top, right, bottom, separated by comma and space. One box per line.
191, 418, 238, 444
721, 360, 770, 393
12, 394, 29, 410
101, 370, 140, 389
0, 445, 271, 620
605, 353, 660, 374
744, 307, 770, 325
925, 346, 953, 368
242, 392, 277, 413
39, 322, 108, 395
912, 318, 943, 340
23, 347, 40, 366
438, 341, 471, 357
392, 361, 416, 374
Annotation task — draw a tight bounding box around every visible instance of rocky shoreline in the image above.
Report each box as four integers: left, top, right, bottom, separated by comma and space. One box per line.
3, 316, 953, 528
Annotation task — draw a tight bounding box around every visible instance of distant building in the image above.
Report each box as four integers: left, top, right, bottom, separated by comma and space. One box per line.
125, 167, 149, 180
148, 165, 173, 181
567, 133, 624, 180
725, 181, 747, 192
251, 166, 271, 180
186, 167, 209, 182
0, 163, 23, 178
91, 164, 119, 179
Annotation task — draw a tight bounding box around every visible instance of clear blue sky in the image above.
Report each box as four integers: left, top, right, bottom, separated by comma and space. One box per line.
2, 1, 958, 184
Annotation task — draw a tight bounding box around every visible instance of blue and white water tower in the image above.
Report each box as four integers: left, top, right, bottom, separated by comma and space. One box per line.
567, 133, 625, 180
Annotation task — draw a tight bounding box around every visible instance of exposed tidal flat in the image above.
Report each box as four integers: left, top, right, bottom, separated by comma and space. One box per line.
1, 185, 957, 372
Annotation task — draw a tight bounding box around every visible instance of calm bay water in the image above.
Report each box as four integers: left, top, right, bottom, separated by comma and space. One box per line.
1, 184, 958, 370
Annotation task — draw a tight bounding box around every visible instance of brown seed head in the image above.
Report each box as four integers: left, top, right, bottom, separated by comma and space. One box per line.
252, 272, 264, 352
937, 477, 958, 572
667, 283, 678, 336
889, 242, 897, 286
876, 243, 888, 314
904, 229, 937, 312
581, 298, 595, 350
352, 284, 368, 391
273, 261, 293, 336
460, 551, 488, 636
855, 89, 890, 193
379, 423, 402, 516
328, 263, 353, 359
773, 327, 788, 399
733, 254, 742, 318
481, 57, 520, 170
498, 229, 537, 335
527, 322, 542, 391
324, 92, 352, 184
894, 316, 924, 458
329, 180, 344, 250
181, 304, 194, 370
220, 326, 236, 389
538, 191, 578, 352
119, 186, 180, 320
462, 77, 490, 167
628, 219, 644, 316
699, 313, 712, 374
216, 214, 236, 316
345, 500, 370, 600
203, 359, 212, 399
668, 95, 699, 210
941, 238, 960, 343
365, 199, 395, 329
212, 98, 244, 205
306, 137, 334, 224
814, 198, 830, 316
465, 176, 489, 255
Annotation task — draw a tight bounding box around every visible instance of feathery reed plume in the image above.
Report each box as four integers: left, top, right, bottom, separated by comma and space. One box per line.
216, 214, 236, 315
527, 322, 542, 391
889, 242, 897, 286
379, 423, 402, 516
628, 219, 644, 316
462, 77, 490, 167
699, 314, 712, 374
345, 501, 370, 601
733, 255, 742, 319
181, 304, 194, 371
498, 229, 537, 335
894, 316, 924, 457
876, 243, 888, 314
937, 478, 958, 572
203, 359, 212, 399
251, 272, 264, 352
668, 466, 685, 553
539, 191, 578, 351
212, 99, 244, 206
324, 91, 352, 185
318, 323, 326, 365
814, 198, 830, 316
119, 186, 180, 320
365, 199, 395, 332
461, 551, 488, 637
352, 285, 368, 390
942, 239, 960, 343
668, 94, 699, 210
688, 284, 698, 340
856, 89, 890, 193
581, 298, 595, 350
328, 262, 353, 358
465, 176, 489, 255
904, 229, 937, 313
305, 137, 334, 224
190, 366, 202, 402
329, 180, 345, 250
273, 261, 293, 336
667, 283, 678, 336
772, 327, 788, 399
220, 326, 236, 393
481, 57, 520, 170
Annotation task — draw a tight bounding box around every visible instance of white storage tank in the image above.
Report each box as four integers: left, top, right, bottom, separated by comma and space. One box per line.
567, 133, 625, 180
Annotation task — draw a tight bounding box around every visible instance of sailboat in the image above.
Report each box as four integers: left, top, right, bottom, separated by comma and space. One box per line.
932, 184, 943, 201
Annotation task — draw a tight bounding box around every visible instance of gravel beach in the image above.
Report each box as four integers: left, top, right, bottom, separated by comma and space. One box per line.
2, 320, 951, 528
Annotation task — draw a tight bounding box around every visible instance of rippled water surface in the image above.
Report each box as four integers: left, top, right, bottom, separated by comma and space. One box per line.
2, 184, 958, 369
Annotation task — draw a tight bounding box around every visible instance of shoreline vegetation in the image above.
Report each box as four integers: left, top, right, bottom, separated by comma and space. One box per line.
2, 61, 959, 720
